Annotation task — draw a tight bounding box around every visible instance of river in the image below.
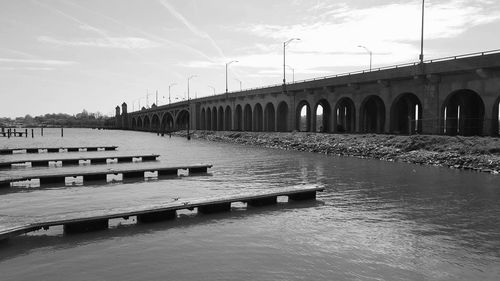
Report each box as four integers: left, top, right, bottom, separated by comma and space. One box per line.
0, 128, 499, 280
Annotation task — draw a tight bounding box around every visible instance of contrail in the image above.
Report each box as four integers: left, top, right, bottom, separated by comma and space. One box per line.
157, 0, 226, 59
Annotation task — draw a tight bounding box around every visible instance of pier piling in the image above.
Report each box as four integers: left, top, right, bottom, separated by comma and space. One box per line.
64, 219, 109, 234
137, 210, 176, 223
247, 196, 278, 207
289, 191, 317, 201
198, 203, 231, 214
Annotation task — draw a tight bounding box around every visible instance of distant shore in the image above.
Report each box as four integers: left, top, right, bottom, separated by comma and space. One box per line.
175, 131, 500, 174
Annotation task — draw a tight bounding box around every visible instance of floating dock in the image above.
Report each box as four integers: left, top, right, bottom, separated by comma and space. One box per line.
0, 185, 323, 240
0, 154, 160, 169
0, 132, 26, 137
0, 146, 118, 155
0, 164, 212, 188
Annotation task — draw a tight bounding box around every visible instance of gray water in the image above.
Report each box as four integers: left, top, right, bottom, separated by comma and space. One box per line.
0, 129, 499, 280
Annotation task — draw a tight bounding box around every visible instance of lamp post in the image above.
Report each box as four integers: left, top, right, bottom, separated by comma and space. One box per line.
208, 85, 216, 96
168, 83, 176, 105
234, 78, 242, 91
358, 45, 372, 71
283, 38, 300, 87
286, 65, 295, 83
226, 60, 238, 93
420, 0, 425, 64
187, 75, 197, 140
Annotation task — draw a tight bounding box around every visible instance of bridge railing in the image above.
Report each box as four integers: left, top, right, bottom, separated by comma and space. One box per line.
127, 49, 500, 112
227, 49, 500, 93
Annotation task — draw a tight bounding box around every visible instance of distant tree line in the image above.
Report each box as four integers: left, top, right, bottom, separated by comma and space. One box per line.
0, 110, 114, 128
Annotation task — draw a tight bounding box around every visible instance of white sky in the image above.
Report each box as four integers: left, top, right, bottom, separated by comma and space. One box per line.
1, 0, 499, 117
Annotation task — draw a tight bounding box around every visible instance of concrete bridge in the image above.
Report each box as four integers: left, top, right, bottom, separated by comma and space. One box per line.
115, 50, 500, 136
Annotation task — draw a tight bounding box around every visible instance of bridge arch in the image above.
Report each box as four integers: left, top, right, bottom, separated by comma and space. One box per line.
390, 93, 422, 134
151, 114, 160, 132
264, 102, 276, 132
161, 112, 174, 132
442, 89, 484, 136
218, 106, 224, 131
206, 107, 212, 130
243, 104, 253, 131
137, 116, 143, 130
212, 106, 218, 131
176, 110, 189, 130
143, 115, 151, 131
225, 105, 232, 130
253, 103, 264, 131
360, 95, 385, 133
493, 96, 500, 136
296, 100, 311, 132
314, 99, 331, 132
131, 118, 137, 129
234, 105, 243, 131
200, 108, 206, 130
277, 101, 289, 132
334, 97, 355, 133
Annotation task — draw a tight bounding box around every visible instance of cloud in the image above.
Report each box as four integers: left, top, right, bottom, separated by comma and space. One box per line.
34, 0, 108, 37
38, 36, 162, 49
0, 67, 55, 71
239, 0, 500, 60
0, 58, 75, 65
64, 0, 219, 62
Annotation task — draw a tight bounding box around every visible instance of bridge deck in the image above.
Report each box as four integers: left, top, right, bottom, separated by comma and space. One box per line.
0, 185, 323, 240
0, 154, 160, 168
0, 164, 212, 187
0, 146, 118, 154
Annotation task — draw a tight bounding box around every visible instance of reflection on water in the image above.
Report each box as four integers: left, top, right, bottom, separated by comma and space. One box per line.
1, 128, 499, 280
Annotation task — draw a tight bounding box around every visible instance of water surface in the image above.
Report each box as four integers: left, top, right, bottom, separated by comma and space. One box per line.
0, 129, 499, 280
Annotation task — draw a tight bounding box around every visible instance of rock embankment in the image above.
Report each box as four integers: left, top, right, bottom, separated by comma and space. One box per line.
178, 131, 500, 174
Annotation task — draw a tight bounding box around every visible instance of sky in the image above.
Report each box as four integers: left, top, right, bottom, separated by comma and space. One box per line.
1, 0, 499, 118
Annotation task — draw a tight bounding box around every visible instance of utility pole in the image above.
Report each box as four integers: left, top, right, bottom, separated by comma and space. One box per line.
169, 83, 176, 105
226, 60, 238, 93
420, 0, 425, 64
283, 38, 300, 92
187, 75, 197, 140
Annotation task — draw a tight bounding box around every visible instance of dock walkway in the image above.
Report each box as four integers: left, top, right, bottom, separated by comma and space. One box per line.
0, 164, 212, 187
0, 146, 118, 154
0, 185, 323, 240
0, 154, 159, 168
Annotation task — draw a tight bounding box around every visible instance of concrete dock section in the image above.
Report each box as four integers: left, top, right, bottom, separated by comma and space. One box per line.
0, 154, 159, 169
0, 185, 323, 241
0, 146, 118, 154
0, 164, 212, 188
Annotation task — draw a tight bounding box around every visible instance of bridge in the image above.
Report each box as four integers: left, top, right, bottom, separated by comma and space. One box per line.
115, 50, 500, 136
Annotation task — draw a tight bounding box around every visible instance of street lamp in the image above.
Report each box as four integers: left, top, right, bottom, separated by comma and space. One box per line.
208, 85, 216, 96
234, 78, 242, 91
420, 0, 425, 64
286, 65, 295, 83
226, 60, 238, 93
358, 45, 372, 71
168, 83, 176, 105
187, 75, 197, 140
283, 38, 300, 86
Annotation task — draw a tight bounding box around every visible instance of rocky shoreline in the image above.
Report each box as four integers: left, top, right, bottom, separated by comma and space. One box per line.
176, 131, 500, 175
